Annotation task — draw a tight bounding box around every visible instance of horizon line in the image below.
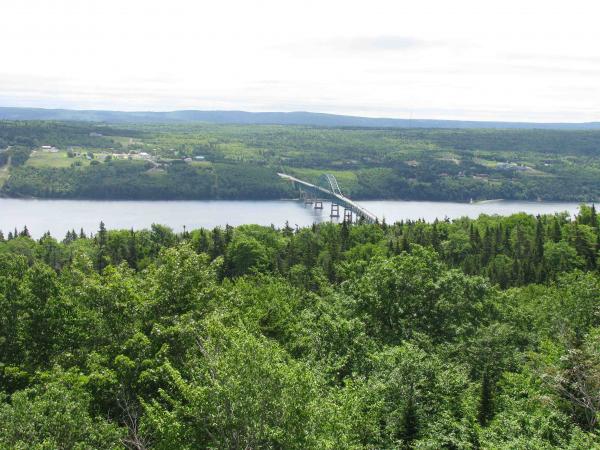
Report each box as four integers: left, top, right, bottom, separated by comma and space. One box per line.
1, 105, 599, 125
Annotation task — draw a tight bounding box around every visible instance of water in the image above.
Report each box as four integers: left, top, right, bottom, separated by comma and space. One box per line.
0, 198, 586, 239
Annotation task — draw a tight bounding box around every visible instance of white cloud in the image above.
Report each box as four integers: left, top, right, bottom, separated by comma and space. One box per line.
1, 0, 599, 122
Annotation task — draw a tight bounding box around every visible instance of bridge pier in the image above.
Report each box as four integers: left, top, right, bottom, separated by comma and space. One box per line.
314, 200, 323, 209
344, 209, 353, 223
303, 192, 313, 205
330, 203, 340, 219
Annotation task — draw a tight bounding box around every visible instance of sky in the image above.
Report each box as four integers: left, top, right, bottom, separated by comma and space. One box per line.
1, 0, 599, 122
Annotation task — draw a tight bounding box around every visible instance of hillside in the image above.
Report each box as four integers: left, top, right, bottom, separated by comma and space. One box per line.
3, 121, 600, 202
1, 106, 600, 129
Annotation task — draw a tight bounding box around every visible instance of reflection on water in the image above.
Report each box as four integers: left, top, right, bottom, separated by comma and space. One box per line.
0, 198, 586, 238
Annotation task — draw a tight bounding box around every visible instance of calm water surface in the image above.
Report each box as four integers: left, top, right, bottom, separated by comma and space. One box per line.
0, 198, 586, 238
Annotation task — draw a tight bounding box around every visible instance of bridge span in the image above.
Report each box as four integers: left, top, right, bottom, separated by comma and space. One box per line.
278, 173, 379, 223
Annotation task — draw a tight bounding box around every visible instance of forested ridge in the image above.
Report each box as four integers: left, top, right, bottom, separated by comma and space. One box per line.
1, 207, 600, 448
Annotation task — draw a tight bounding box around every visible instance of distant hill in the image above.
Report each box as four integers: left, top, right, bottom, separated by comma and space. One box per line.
1, 106, 599, 129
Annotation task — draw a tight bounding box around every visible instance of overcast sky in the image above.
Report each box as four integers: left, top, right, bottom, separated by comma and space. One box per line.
1, 0, 599, 122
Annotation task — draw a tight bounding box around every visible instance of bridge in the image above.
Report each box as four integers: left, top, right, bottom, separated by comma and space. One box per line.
278, 173, 379, 223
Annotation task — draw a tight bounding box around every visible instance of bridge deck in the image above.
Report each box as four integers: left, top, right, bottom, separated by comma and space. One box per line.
278, 173, 378, 223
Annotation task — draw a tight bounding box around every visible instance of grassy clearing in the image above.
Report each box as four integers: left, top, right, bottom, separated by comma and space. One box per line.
105, 136, 137, 147
26, 151, 90, 168
189, 161, 213, 168
218, 142, 263, 161
0, 166, 9, 187
473, 157, 499, 168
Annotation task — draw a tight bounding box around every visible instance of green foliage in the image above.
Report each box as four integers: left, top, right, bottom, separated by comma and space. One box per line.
1, 209, 600, 447
0, 368, 123, 449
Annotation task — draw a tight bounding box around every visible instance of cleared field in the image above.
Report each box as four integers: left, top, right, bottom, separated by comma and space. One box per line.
188, 161, 212, 168
26, 151, 90, 168
0, 166, 9, 187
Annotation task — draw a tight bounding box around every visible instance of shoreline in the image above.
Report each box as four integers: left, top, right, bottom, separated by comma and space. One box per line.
0, 196, 594, 205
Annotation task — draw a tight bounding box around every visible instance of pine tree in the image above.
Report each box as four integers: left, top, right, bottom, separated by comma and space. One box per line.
96, 221, 108, 271
98, 221, 107, 246
478, 370, 494, 426
534, 215, 544, 264
20, 226, 31, 238
340, 221, 350, 251
400, 394, 419, 448
551, 216, 562, 242
482, 227, 493, 265
470, 224, 481, 252
431, 221, 440, 252
387, 239, 394, 256
495, 224, 504, 254
224, 224, 234, 245
211, 227, 225, 259
128, 229, 138, 269
198, 229, 210, 254
282, 221, 294, 237
401, 235, 411, 253
503, 225, 511, 252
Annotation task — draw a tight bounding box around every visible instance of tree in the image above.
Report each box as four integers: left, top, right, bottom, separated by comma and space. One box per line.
543, 328, 600, 431
96, 221, 109, 271
0, 369, 124, 449
478, 370, 494, 426
347, 246, 491, 344
225, 234, 270, 277
142, 321, 320, 449
544, 241, 584, 279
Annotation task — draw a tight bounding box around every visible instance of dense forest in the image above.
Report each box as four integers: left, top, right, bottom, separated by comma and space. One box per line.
1, 207, 600, 448
2, 121, 600, 201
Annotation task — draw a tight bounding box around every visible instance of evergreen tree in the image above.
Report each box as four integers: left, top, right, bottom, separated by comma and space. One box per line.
534, 215, 544, 264
431, 221, 440, 252
482, 227, 493, 265
211, 227, 225, 259
96, 221, 108, 271
478, 370, 494, 426
551, 216, 562, 242
224, 224, 234, 245
340, 220, 350, 251
127, 229, 138, 269
197, 229, 210, 254
20, 226, 31, 238
401, 235, 411, 253
470, 224, 481, 252
400, 394, 419, 448
282, 221, 294, 237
